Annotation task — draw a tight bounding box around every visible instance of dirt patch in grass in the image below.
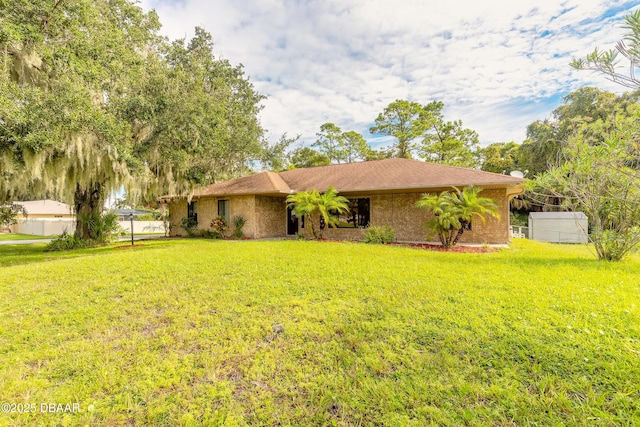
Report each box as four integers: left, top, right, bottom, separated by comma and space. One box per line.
114, 244, 145, 249
316, 238, 498, 253
389, 242, 500, 253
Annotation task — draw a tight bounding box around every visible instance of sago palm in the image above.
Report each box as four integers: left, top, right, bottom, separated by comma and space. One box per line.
416, 186, 499, 248
286, 186, 349, 239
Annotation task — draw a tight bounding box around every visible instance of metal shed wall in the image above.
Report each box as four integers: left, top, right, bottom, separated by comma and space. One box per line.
528, 212, 588, 244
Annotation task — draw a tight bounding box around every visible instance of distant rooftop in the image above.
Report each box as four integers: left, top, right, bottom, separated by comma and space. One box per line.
14, 200, 73, 215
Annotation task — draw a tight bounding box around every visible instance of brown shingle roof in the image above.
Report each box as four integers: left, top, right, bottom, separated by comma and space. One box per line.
193, 171, 292, 196
279, 158, 524, 192
170, 158, 524, 199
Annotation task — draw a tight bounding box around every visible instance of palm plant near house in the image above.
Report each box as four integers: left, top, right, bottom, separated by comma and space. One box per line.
416, 186, 500, 248
286, 186, 349, 239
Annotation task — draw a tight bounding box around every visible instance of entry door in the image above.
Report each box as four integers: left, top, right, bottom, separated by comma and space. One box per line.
286, 205, 298, 235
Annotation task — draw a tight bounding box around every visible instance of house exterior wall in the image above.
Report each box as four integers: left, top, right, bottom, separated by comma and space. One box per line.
255, 196, 287, 239
25, 213, 75, 219
168, 196, 256, 237
168, 201, 188, 236
229, 195, 257, 238
168, 188, 512, 244
317, 188, 511, 244
456, 188, 509, 244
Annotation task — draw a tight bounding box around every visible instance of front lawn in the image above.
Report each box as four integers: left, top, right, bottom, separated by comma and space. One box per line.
0, 239, 638, 425
0, 233, 51, 241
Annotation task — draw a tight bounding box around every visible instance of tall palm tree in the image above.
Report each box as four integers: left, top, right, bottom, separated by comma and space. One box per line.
286, 186, 349, 239
416, 186, 500, 248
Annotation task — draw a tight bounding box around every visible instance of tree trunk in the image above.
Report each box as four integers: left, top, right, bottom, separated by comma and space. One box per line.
74, 182, 104, 240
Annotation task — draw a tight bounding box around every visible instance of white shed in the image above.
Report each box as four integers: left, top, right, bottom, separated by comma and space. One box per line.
528, 212, 589, 244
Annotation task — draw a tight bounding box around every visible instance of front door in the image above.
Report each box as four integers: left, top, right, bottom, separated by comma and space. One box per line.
286, 205, 298, 235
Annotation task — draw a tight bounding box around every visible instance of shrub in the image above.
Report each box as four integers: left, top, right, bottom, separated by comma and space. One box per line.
200, 229, 220, 239
232, 215, 247, 239
136, 213, 156, 221
75, 210, 122, 244
210, 216, 228, 238
45, 231, 92, 252
180, 217, 198, 237
362, 225, 395, 244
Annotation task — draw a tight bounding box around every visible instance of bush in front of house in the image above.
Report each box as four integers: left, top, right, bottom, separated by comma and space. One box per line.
180, 217, 199, 237
362, 225, 395, 244
210, 216, 228, 238
232, 215, 247, 239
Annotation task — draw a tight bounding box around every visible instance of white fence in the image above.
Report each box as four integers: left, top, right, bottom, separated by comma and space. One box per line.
11, 218, 164, 236
13, 218, 76, 236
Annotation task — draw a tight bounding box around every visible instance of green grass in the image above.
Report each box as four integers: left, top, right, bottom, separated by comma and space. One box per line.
0, 233, 51, 241
0, 239, 638, 426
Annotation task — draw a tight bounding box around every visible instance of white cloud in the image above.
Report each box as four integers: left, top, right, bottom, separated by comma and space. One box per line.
140, 0, 639, 147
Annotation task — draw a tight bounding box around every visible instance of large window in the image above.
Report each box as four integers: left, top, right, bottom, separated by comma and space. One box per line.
323, 198, 370, 228
187, 201, 198, 224
218, 199, 230, 222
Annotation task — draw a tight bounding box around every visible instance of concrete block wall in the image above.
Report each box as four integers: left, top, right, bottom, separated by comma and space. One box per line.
168, 188, 512, 244
313, 189, 510, 244
255, 196, 287, 239
168, 195, 257, 238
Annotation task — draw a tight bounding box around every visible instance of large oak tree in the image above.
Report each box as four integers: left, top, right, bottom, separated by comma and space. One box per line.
1, 0, 265, 241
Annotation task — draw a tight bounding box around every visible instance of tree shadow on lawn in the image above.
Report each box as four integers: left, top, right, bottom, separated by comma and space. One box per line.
0, 240, 176, 268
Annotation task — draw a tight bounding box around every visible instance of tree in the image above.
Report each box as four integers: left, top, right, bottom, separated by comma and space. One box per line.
341, 130, 372, 163
0, 203, 27, 232
571, 10, 640, 89
517, 87, 640, 177
260, 133, 299, 172
1, 0, 161, 240
120, 27, 265, 191
370, 100, 424, 158
1, 2, 265, 243
313, 123, 346, 163
416, 186, 500, 248
419, 101, 480, 168
532, 119, 640, 261
286, 186, 349, 239
289, 147, 331, 169
480, 142, 521, 174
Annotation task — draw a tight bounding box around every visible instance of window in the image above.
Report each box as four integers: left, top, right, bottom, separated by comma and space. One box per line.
323, 198, 370, 229
218, 199, 230, 222
187, 201, 198, 224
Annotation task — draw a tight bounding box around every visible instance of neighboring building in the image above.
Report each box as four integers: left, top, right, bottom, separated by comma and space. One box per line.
161, 158, 525, 244
10, 200, 76, 235
14, 200, 74, 219
114, 208, 156, 221
528, 212, 589, 244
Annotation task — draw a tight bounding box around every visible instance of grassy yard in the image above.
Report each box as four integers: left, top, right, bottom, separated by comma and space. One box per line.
0, 239, 638, 426
0, 233, 51, 241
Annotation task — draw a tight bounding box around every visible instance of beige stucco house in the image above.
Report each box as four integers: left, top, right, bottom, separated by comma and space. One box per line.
8, 200, 76, 235
161, 158, 525, 244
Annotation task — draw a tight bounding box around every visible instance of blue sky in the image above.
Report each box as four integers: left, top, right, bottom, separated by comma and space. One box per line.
139, 0, 639, 149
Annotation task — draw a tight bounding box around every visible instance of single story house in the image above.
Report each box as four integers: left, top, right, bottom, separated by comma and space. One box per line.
161, 158, 525, 244
8, 200, 76, 235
